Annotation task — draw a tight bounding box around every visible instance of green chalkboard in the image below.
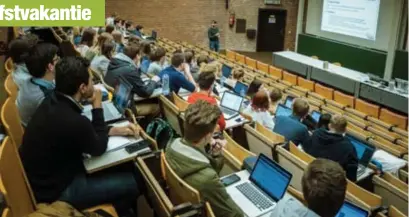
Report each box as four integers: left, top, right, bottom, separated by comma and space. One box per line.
392, 50, 408, 80
297, 34, 387, 78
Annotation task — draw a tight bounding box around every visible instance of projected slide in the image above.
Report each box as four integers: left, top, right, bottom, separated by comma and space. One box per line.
321, 0, 380, 40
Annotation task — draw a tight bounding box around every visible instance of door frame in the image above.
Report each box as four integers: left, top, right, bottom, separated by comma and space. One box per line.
256, 8, 287, 52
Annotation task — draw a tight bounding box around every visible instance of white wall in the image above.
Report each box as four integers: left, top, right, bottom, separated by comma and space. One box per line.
306, 0, 399, 51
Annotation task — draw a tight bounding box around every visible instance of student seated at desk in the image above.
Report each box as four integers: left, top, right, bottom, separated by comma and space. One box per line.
304, 115, 358, 181
271, 159, 347, 217
85, 33, 113, 61
187, 65, 226, 131
247, 79, 263, 99
273, 98, 310, 147
76, 28, 96, 57
8, 35, 37, 88
225, 68, 244, 88
20, 57, 141, 217
90, 41, 115, 77
147, 46, 166, 76
112, 30, 125, 53
166, 101, 244, 217
17, 43, 58, 127
317, 113, 332, 130
243, 90, 275, 131
158, 53, 197, 93
268, 87, 282, 114
106, 43, 160, 116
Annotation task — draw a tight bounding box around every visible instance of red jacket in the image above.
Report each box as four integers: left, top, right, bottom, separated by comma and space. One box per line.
187, 92, 226, 130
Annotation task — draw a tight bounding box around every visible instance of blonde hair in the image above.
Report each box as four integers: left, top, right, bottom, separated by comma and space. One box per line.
73, 27, 80, 36
329, 115, 348, 133
292, 98, 310, 118
232, 68, 244, 80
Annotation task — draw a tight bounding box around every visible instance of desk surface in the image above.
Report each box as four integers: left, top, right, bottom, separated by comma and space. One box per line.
275, 51, 369, 82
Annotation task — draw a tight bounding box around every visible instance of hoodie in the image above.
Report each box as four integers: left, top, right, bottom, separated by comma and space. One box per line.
165, 138, 244, 217
105, 53, 158, 98
304, 128, 358, 181
270, 195, 319, 217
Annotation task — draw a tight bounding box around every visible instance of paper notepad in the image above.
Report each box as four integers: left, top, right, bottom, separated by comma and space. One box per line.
106, 121, 141, 152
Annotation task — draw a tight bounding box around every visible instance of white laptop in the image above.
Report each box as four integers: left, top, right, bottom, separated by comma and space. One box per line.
83, 77, 132, 122
220, 91, 244, 120
226, 154, 292, 217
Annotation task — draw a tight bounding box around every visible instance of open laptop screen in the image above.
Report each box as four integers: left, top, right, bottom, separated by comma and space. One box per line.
336, 201, 369, 217
311, 111, 321, 122
347, 135, 376, 167
284, 96, 294, 108
222, 64, 232, 78
220, 92, 243, 112
250, 154, 292, 202
114, 77, 132, 114
275, 104, 292, 117
234, 81, 248, 96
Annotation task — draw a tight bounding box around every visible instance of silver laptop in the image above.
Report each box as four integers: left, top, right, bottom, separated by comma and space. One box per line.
226, 154, 292, 217
83, 77, 132, 122
347, 135, 376, 177
220, 91, 244, 120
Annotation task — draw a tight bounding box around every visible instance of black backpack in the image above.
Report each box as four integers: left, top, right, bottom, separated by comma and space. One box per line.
146, 118, 175, 149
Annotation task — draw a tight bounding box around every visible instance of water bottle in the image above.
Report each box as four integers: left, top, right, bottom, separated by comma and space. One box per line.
240, 88, 246, 97
220, 76, 226, 88
162, 74, 170, 95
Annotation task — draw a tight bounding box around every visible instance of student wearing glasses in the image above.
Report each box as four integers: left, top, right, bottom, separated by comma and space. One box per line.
16, 43, 59, 127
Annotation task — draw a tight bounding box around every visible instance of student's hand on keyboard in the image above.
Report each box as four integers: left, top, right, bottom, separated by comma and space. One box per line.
88, 89, 102, 109
109, 124, 141, 138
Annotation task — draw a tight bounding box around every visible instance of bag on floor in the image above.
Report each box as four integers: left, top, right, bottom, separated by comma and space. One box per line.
146, 118, 175, 149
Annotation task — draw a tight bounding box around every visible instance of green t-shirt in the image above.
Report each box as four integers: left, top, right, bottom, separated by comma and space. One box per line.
208, 27, 219, 41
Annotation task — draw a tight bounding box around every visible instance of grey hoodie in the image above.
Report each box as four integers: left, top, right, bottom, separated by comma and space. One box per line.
270, 195, 319, 217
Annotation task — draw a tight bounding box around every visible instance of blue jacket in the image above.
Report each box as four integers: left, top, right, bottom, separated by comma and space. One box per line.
273, 115, 310, 147
158, 66, 195, 93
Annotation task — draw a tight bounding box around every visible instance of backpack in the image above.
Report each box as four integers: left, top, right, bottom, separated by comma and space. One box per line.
146, 118, 175, 149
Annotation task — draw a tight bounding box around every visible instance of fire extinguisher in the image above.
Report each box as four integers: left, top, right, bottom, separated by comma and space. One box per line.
229, 12, 235, 28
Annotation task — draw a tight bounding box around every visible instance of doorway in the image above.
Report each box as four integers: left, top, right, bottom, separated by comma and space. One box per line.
256, 8, 287, 52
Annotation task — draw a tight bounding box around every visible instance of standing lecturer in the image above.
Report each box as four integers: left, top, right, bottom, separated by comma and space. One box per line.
208, 20, 220, 52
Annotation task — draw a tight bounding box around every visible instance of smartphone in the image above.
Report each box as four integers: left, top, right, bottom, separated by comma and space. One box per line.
125, 140, 150, 154
220, 174, 241, 187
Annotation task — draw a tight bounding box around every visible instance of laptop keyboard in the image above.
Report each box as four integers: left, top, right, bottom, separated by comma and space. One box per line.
103, 103, 120, 121
221, 107, 237, 116
357, 165, 365, 177
236, 183, 273, 211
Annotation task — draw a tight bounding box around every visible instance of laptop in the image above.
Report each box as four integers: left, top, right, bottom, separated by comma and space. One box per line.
83, 77, 132, 122
275, 104, 292, 117
220, 91, 244, 120
227, 154, 292, 217
347, 135, 376, 177
311, 110, 321, 122
222, 64, 233, 78
151, 30, 157, 40
234, 81, 248, 96
336, 201, 369, 217
284, 96, 294, 108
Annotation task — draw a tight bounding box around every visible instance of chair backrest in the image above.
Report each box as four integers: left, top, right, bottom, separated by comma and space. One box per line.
245, 57, 257, 69
235, 54, 245, 64
379, 108, 407, 130
244, 124, 277, 158
389, 205, 406, 217
205, 202, 215, 217
255, 122, 285, 144
282, 71, 297, 85
1, 208, 11, 217
226, 50, 236, 61
223, 131, 256, 171
159, 95, 184, 136
373, 173, 408, 215
297, 77, 315, 91
289, 142, 314, 164
0, 137, 36, 217
355, 98, 380, 118
1, 97, 24, 148
275, 146, 307, 191
314, 83, 334, 100
5, 58, 14, 75
269, 66, 283, 79
161, 152, 201, 205
172, 92, 189, 112
334, 91, 355, 108
4, 74, 18, 98
89, 68, 115, 93
256, 62, 269, 74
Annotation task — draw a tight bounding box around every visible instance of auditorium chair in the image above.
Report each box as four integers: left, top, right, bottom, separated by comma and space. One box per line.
256, 62, 269, 74
222, 131, 256, 171
373, 172, 408, 215
1, 97, 24, 149
282, 71, 298, 85
0, 137, 118, 217
235, 53, 245, 65
172, 92, 189, 112
334, 91, 355, 108
355, 98, 380, 118
4, 74, 18, 98
314, 83, 334, 100
269, 66, 283, 79
243, 123, 284, 158
379, 108, 408, 130
159, 95, 184, 137
5, 57, 14, 74
245, 57, 257, 69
